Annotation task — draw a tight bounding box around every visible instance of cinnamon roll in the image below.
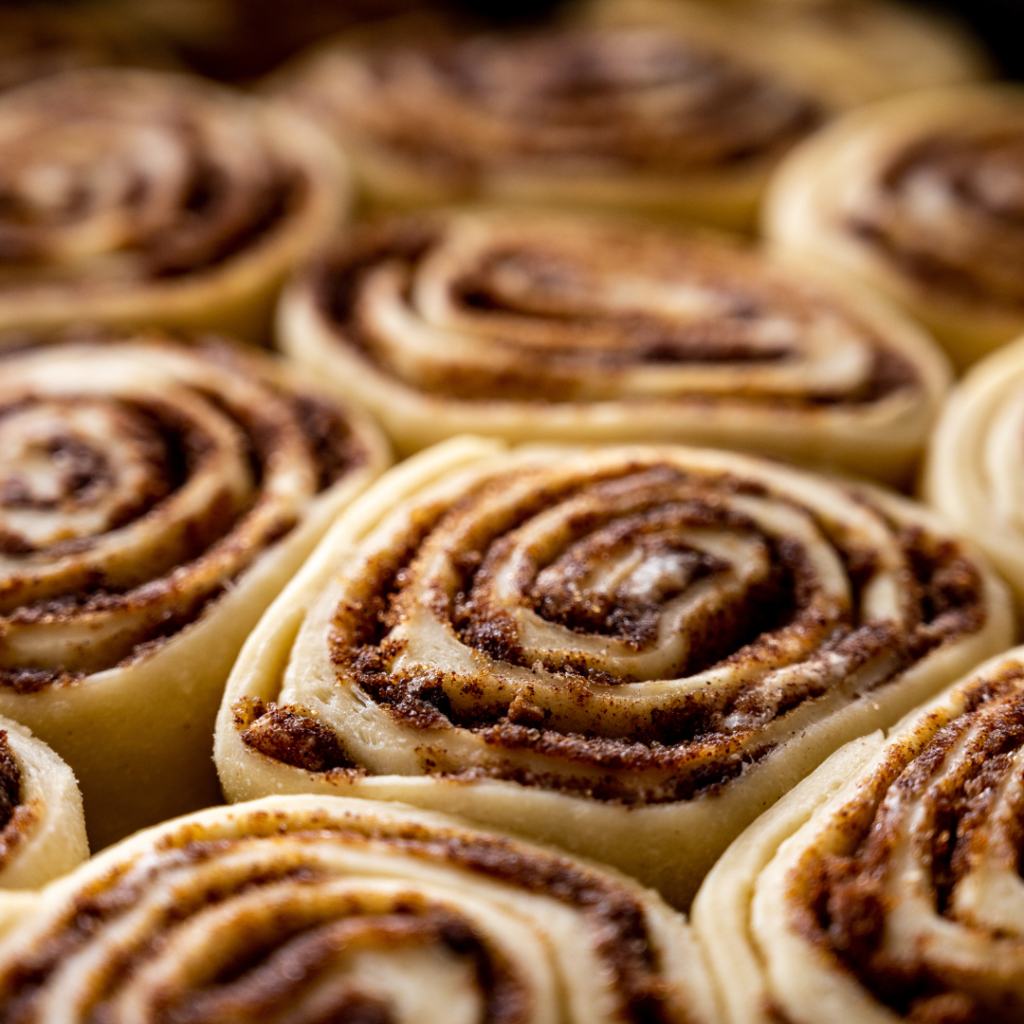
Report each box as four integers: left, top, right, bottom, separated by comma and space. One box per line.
693, 645, 1024, 1024
279, 209, 951, 486
0, 335, 390, 849
765, 85, 1024, 369
0, 67, 347, 345
586, 0, 988, 113
923, 334, 1024, 613
215, 436, 1012, 908
0, 795, 721, 1024
273, 17, 824, 228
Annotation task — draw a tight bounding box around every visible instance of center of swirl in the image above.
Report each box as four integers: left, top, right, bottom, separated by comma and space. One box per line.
0, 397, 170, 553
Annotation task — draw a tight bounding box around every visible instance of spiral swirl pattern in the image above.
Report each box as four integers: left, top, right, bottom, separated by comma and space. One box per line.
0, 68, 345, 342
765, 85, 1024, 368
217, 438, 1011, 906
281, 210, 949, 483
277, 22, 819, 226
0, 796, 720, 1024
696, 647, 1024, 1024
0, 335, 389, 847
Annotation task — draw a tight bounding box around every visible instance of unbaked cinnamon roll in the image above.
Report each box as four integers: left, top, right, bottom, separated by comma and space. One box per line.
694, 645, 1024, 1024
215, 436, 1012, 908
586, 0, 987, 114
0, 67, 347, 345
0, 335, 390, 849
765, 85, 1024, 369
0, 795, 721, 1024
279, 209, 950, 485
923, 333, 1024, 613
274, 16, 824, 228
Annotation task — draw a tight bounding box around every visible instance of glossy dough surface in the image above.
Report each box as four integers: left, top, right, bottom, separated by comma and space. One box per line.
216, 437, 1012, 907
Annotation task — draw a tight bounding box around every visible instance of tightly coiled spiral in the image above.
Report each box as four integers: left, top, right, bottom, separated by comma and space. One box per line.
217, 437, 1011, 906
281, 210, 950, 484
275, 20, 821, 227
0, 796, 720, 1024
695, 646, 1024, 1024
0, 336, 389, 846
0, 67, 346, 343
765, 85, 1024, 368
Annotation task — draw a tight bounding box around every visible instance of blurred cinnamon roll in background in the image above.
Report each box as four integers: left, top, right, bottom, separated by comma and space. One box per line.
765, 85, 1024, 369
694, 645, 1024, 1024
274, 0, 986, 227
274, 16, 823, 228
0, 67, 347, 345
216, 437, 1011, 907
280, 209, 951, 485
0, 335, 389, 848
587, 0, 988, 111
0, 795, 722, 1023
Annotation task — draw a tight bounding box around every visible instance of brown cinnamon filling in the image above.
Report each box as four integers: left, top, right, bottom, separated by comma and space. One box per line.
235, 698, 359, 773
797, 670, 1024, 1024
286, 463, 990, 803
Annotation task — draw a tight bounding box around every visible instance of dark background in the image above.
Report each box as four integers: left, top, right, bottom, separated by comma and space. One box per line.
933, 0, 1024, 77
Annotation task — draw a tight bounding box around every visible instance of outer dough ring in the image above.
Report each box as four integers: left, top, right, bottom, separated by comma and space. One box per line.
279, 210, 952, 486
764, 85, 1024, 369
693, 645, 1024, 1024
0, 794, 723, 1024
923, 333, 1024, 614
0, 338, 391, 850
215, 436, 1013, 908
584, 0, 988, 113
0, 68, 349, 345
0, 716, 87, 940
